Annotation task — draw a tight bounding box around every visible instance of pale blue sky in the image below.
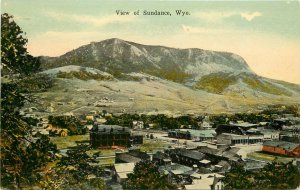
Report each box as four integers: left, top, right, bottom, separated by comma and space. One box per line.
2, 0, 300, 83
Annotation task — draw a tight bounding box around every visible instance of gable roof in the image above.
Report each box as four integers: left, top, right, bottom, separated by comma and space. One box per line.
263, 140, 299, 151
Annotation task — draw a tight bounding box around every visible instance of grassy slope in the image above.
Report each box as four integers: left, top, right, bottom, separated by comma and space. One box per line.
195, 72, 293, 96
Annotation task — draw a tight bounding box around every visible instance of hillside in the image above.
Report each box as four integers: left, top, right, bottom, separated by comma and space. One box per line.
31, 38, 300, 115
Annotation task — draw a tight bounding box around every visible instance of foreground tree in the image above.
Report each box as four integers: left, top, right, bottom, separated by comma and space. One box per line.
1, 13, 40, 75
41, 145, 107, 190
224, 162, 300, 190
1, 13, 56, 189
123, 160, 176, 190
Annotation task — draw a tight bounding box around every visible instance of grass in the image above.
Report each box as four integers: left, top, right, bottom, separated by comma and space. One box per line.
247, 151, 295, 163
50, 135, 89, 149
138, 139, 170, 152
57, 70, 113, 81
243, 77, 291, 96
195, 72, 237, 94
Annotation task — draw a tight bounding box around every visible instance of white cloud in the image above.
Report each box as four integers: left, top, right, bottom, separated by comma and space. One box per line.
194, 11, 262, 22
240, 12, 262, 21
46, 12, 135, 27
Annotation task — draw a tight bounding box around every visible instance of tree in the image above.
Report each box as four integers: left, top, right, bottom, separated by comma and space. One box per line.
123, 160, 176, 190
224, 162, 300, 190
41, 145, 107, 190
1, 13, 40, 75
1, 13, 56, 189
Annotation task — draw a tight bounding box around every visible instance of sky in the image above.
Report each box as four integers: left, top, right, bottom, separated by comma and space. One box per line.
2, 0, 300, 84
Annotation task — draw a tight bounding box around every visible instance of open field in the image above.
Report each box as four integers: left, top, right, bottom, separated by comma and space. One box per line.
50, 134, 89, 149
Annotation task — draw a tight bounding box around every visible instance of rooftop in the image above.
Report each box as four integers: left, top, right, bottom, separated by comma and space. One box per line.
91, 125, 131, 134
263, 140, 299, 151
114, 163, 135, 173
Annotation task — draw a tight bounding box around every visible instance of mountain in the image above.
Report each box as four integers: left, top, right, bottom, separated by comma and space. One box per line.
35, 38, 300, 115
40, 38, 252, 84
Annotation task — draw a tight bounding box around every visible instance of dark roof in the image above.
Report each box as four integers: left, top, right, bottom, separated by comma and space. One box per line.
116, 153, 141, 163
91, 125, 130, 134
244, 159, 268, 171
197, 147, 219, 155
128, 151, 150, 160
217, 160, 230, 167
179, 149, 205, 161
198, 147, 241, 162
153, 151, 170, 160
263, 140, 299, 151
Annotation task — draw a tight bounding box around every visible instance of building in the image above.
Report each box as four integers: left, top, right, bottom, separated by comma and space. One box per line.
168, 148, 206, 167
116, 149, 151, 163
168, 129, 216, 141
185, 173, 224, 190
260, 129, 280, 141
217, 133, 264, 146
132, 121, 144, 129
153, 151, 172, 166
197, 146, 242, 163
90, 125, 131, 148
131, 134, 144, 145
113, 163, 135, 183
216, 122, 259, 136
262, 140, 300, 157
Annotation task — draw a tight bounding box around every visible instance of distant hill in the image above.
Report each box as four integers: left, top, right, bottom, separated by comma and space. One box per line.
34, 38, 300, 115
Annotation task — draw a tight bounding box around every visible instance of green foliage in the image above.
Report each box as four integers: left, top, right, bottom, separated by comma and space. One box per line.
57, 70, 113, 81
261, 104, 300, 116
243, 77, 291, 96
105, 114, 201, 129
123, 160, 176, 190
41, 145, 107, 190
1, 13, 56, 189
147, 69, 192, 83
48, 115, 87, 135
195, 72, 237, 94
1, 13, 40, 75
224, 162, 300, 190
17, 74, 54, 93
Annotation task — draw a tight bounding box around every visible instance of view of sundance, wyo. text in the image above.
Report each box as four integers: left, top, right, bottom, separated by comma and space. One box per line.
1, 0, 300, 190
116, 10, 190, 16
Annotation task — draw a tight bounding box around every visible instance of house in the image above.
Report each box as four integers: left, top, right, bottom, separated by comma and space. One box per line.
116, 149, 150, 163
262, 140, 300, 157
168, 129, 216, 141
90, 125, 131, 148
115, 152, 142, 163
260, 129, 280, 141
113, 163, 135, 183
159, 163, 193, 183
201, 121, 213, 129
86, 115, 95, 121
95, 117, 107, 124
132, 121, 144, 129
197, 146, 242, 163
217, 133, 263, 146
153, 151, 172, 166
185, 173, 224, 190
243, 159, 268, 171
168, 129, 192, 139
46, 124, 69, 136
216, 122, 258, 136
168, 148, 206, 167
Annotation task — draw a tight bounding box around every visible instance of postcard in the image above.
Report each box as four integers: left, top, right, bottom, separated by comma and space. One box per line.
1, 0, 300, 189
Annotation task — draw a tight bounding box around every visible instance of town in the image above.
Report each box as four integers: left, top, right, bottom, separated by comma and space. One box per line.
24, 105, 300, 189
